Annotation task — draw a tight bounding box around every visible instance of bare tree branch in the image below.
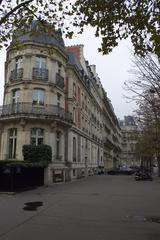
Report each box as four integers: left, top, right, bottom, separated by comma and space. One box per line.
0, 0, 33, 26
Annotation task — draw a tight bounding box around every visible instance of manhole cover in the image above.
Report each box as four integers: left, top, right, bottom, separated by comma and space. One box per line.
23, 201, 43, 211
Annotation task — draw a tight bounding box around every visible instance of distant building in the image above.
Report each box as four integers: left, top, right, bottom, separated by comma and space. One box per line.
120, 116, 140, 166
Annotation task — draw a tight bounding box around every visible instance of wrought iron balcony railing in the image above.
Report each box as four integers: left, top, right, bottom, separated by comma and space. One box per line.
0, 103, 73, 123
56, 73, 64, 89
32, 68, 48, 81
10, 68, 23, 81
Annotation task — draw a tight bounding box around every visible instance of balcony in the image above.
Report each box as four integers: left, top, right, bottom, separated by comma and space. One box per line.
10, 68, 23, 82
32, 68, 48, 81
0, 103, 73, 123
56, 73, 64, 89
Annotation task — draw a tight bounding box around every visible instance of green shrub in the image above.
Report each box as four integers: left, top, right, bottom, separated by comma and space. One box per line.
23, 144, 52, 163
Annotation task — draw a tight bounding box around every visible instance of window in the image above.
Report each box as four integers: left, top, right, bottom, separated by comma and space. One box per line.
78, 87, 80, 102
81, 93, 83, 107
58, 62, 62, 75
8, 128, 17, 159
56, 131, 61, 160
12, 89, 20, 104
73, 107, 76, 123
85, 139, 88, 150
30, 128, 44, 145
73, 82, 76, 97
10, 57, 23, 81
33, 57, 48, 81
73, 137, 76, 162
73, 169, 76, 177
35, 56, 46, 69
32, 89, 44, 105
57, 92, 61, 107
15, 56, 23, 70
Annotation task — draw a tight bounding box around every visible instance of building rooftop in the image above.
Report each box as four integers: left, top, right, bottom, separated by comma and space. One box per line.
11, 20, 66, 54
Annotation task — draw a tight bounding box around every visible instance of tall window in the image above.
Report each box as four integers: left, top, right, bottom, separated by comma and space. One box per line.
73, 137, 76, 162
15, 56, 23, 70
8, 128, 17, 159
12, 89, 20, 104
57, 92, 61, 107
10, 57, 23, 81
35, 56, 46, 69
73, 82, 76, 97
73, 107, 76, 123
30, 128, 44, 145
56, 131, 61, 160
32, 89, 44, 105
58, 62, 62, 75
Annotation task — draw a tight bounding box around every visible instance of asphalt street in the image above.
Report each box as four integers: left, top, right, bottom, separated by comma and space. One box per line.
0, 175, 160, 240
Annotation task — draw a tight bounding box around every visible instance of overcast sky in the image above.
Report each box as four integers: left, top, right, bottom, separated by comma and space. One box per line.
0, 28, 136, 119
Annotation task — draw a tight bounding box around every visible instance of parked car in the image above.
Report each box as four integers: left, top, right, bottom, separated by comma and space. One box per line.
135, 170, 153, 181
98, 167, 105, 175
107, 167, 134, 175
129, 165, 141, 173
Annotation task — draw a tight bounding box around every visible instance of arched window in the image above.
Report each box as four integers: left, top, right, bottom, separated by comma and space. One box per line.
73, 137, 76, 162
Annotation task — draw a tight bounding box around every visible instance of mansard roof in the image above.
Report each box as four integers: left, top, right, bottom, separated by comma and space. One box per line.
11, 20, 66, 54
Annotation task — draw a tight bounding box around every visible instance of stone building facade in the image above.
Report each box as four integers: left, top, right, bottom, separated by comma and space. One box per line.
0, 21, 121, 184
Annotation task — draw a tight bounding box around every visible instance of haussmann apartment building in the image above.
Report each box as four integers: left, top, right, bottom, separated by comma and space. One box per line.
0, 21, 121, 184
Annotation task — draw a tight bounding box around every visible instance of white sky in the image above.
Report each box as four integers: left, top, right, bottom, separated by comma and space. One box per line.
0, 28, 136, 119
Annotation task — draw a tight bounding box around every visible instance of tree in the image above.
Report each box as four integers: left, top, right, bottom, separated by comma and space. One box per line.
135, 98, 160, 173
124, 55, 160, 104
0, 0, 64, 48
125, 54, 160, 175
0, 0, 159, 56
